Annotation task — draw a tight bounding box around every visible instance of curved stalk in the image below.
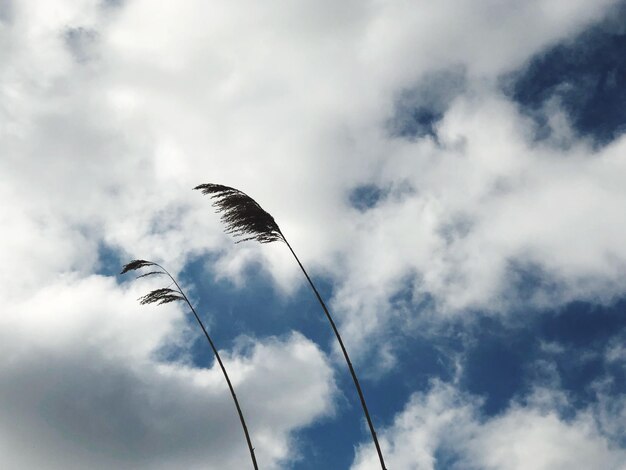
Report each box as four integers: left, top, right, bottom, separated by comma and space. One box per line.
280, 236, 388, 470
154, 264, 259, 470
123, 261, 259, 469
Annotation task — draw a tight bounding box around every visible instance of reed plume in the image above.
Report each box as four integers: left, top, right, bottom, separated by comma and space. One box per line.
194, 183, 388, 470
121, 259, 259, 470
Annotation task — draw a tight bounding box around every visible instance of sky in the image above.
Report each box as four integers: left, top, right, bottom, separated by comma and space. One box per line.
1, 1, 626, 469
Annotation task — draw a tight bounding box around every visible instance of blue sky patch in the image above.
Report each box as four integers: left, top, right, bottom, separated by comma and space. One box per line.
388, 68, 465, 141
508, 4, 626, 146
348, 184, 386, 212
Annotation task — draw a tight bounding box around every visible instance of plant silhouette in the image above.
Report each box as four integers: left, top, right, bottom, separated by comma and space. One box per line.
121, 259, 259, 470
195, 183, 388, 470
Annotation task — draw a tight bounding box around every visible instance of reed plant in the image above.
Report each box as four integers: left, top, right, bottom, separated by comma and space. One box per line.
121, 259, 259, 470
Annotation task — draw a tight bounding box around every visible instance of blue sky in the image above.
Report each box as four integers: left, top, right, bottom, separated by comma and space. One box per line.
2, 1, 626, 469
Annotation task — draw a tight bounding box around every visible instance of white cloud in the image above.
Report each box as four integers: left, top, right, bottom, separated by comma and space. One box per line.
333, 93, 626, 358
352, 381, 478, 470
3, 0, 624, 309
467, 408, 625, 470
352, 381, 626, 470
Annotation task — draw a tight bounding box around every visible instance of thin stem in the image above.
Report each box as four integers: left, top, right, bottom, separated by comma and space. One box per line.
154, 264, 259, 470
279, 238, 388, 470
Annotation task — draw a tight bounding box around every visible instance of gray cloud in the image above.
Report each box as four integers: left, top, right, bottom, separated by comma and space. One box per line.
0, 276, 335, 468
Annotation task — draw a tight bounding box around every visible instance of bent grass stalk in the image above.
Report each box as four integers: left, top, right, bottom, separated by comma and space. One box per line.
121, 259, 259, 470
194, 183, 388, 470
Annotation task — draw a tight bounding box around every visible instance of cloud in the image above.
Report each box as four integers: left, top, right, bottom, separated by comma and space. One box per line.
332, 92, 626, 361
2, 5, 626, 458
0, 275, 336, 468
351, 381, 626, 470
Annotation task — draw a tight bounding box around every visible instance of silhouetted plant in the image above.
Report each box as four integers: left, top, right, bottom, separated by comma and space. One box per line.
121, 259, 259, 470
195, 184, 388, 470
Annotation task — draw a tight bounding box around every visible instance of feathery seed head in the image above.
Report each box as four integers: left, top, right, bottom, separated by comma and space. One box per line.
138, 287, 185, 305
121, 259, 183, 306
120, 259, 156, 274
194, 183, 284, 244
136, 271, 165, 279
